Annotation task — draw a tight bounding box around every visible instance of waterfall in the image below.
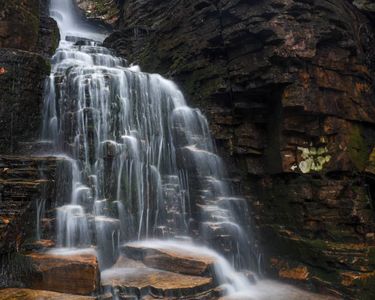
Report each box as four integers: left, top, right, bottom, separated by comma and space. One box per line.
42, 0, 259, 297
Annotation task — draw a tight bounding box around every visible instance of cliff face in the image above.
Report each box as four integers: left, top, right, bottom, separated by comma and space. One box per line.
0, 0, 374, 298
104, 0, 375, 298
0, 0, 60, 286
0, 0, 59, 154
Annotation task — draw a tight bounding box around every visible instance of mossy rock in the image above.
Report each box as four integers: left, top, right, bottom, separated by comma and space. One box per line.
348, 124, 369, 171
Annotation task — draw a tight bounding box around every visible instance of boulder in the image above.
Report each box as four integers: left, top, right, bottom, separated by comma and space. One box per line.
27, 250, 100, 295
122, 242, 216, 276
101, 266, 214, 298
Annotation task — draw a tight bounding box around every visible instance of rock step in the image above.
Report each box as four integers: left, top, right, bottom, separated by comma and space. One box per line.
121, 241, 216, 276
0, 288, 95, 300
25, 250, 100, 295
106, 241, 223, 299
101, 267, 217, 299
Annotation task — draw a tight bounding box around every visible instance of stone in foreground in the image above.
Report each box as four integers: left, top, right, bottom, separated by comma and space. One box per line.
26, 250, 99, 295
0, 288, 95, 300
122, 242, 216, 276
101, 266, 215, 298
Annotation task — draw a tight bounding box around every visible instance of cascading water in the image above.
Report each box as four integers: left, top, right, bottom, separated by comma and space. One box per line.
42, 0, 261, 298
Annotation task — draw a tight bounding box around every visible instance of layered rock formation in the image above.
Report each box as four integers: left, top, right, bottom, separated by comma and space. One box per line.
0, 156, 63, 253
27, 251, 100, 295
0, 0, 62, 291
104, 242, 335, 299
103, 0, 375, 298
0, 0, 59, 154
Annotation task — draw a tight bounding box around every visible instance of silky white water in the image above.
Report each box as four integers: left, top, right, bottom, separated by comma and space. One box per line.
49, 0, 108, 42
42, 0, 263, 298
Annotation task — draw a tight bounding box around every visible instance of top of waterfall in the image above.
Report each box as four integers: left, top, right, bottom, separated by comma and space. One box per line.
49, 0, 109, 43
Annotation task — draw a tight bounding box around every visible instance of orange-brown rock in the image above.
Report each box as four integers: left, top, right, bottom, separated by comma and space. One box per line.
26, 251, 100, 295
0, 288, 95, 300
33, 239, 56, 249
278, 265, 310, 281
122, 242, 216, 276
101, 266, 214, 298
341, 271, 375, 287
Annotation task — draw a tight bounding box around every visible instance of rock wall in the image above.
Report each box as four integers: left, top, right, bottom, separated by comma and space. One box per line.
0, 0, 62, 288
0, 0, 59, 154
104, 0, 375, 298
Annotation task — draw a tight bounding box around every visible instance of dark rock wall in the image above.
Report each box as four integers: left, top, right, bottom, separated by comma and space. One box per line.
0, 0, 61, 287
104, 0, 375, 298
0, 156, 62, 255
0, 0, 59, 154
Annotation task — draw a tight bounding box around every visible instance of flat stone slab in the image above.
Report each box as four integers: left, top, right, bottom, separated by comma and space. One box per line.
0, 288, 95, 300
101, 267, 214, 298
122, 241, 216, 276
26, 249, 99, 295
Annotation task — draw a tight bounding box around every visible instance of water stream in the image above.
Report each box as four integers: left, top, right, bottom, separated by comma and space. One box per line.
42, 0, 260, 298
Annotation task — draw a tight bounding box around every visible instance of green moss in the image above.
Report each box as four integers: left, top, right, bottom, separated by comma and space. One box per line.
348, 125, 369, 171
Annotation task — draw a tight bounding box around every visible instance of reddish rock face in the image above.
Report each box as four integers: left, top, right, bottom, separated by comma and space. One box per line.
104, 0, 375, 298
26, 251, 100, 295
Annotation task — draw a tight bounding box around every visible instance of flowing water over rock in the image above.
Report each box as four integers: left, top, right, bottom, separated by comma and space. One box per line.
31, 1, 333, 299
42, 34, 255, 266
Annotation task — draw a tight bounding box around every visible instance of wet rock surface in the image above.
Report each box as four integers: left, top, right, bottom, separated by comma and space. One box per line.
102, 267, 215, 298
122, 242, 216, 276
104, 0, 375, 298
102, 243, 221, 299
0, 156, 62, 256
